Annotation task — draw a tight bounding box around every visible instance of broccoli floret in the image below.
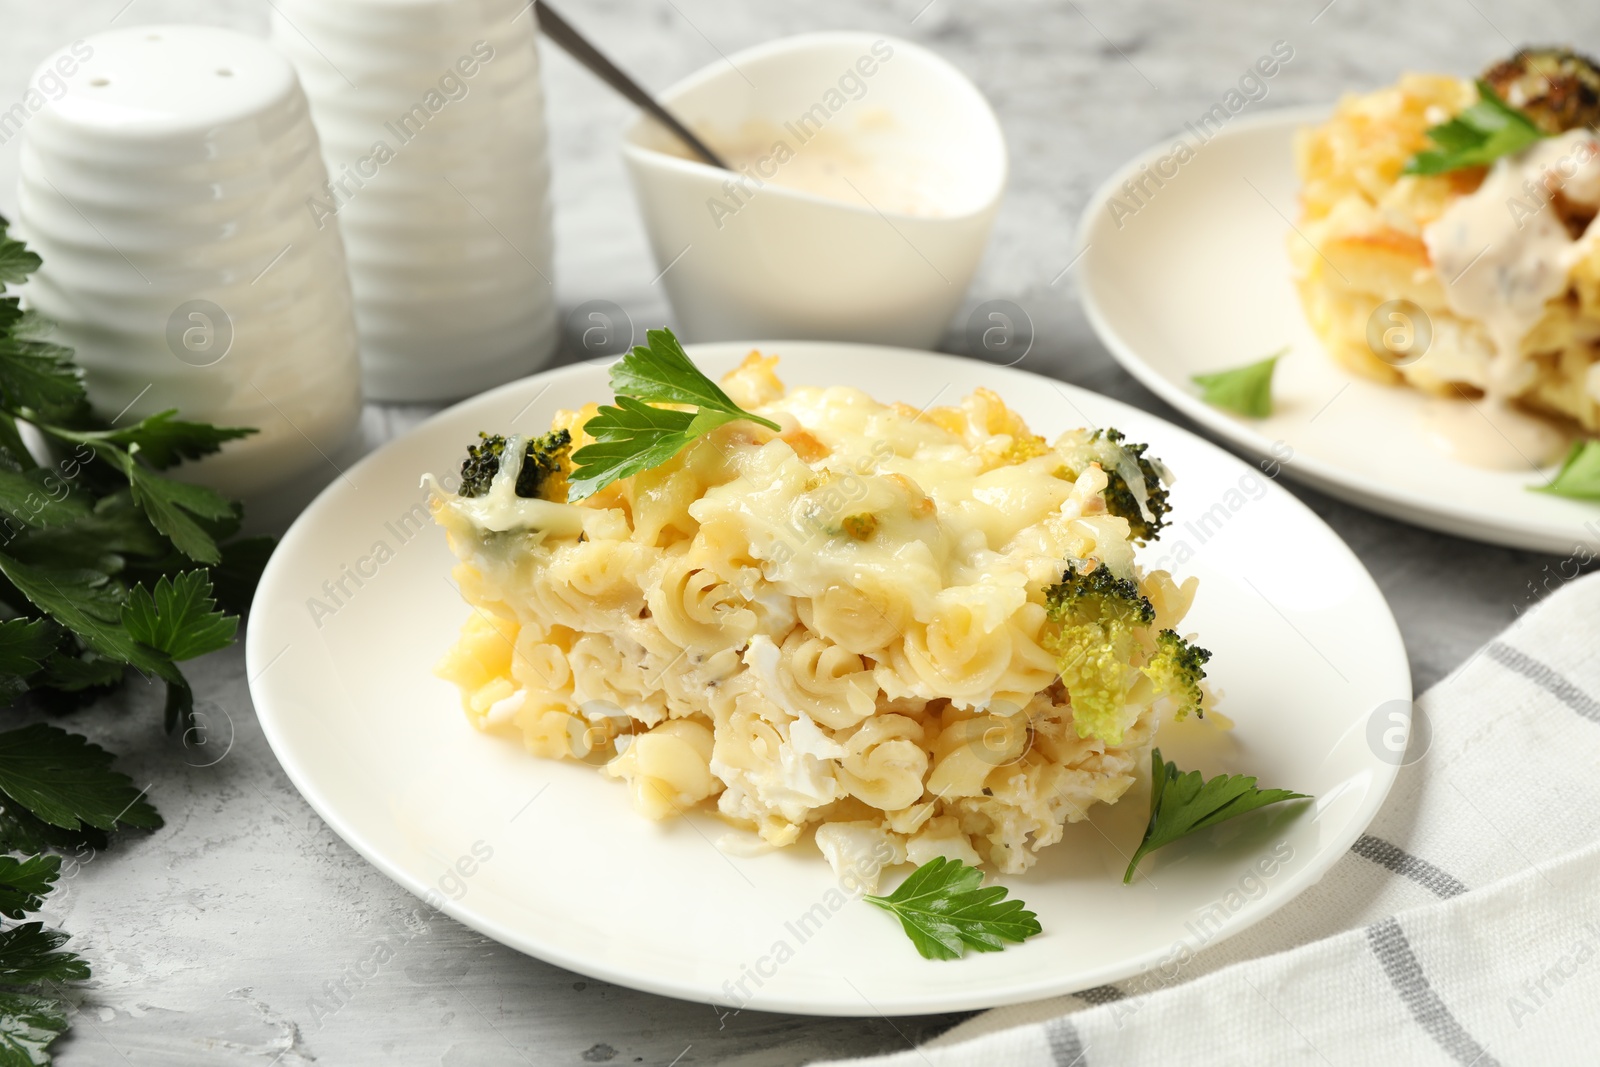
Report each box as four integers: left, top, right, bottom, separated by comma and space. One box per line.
1056, 428, 1171, 543
1095, 429, 1170, 543
1483, 47, 1600, 135
459, 433, 509, 498
457, 430, 572, 501
1143, 629, 1212, 722
516, 429, 572, 500
1042, 563, 1156, 745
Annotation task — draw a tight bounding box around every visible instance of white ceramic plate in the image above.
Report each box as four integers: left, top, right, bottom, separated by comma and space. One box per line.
247, 342, 1410, 1016
1078, 106, 1600, 555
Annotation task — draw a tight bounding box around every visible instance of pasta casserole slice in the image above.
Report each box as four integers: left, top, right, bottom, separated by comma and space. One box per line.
430, 352, 1213, 887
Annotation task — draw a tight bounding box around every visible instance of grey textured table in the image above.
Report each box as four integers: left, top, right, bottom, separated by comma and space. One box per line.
2, 1, 1594, 1064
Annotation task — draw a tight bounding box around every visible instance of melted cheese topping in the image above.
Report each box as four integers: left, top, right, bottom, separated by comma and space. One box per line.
429, 359, 1202, 884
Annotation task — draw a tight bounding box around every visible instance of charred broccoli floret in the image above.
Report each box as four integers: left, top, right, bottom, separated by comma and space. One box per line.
457, 430, 572, 501
1142, 629, 1212, 722
1483, 47, 1600, 134
459, 433, 510, 498
1042, 563, 1156, 745
516, 429, 572, 500
1058, 428, 1172, 543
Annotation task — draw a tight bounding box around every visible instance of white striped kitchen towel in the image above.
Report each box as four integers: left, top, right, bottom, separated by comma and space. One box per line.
813, 570, 1600, 1065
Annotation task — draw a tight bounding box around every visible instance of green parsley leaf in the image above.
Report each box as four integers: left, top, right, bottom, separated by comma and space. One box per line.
0, 468, 91, 530
0, 990, 71, 1066
1530, 440, 1600, 501
1125, 748, 1310, 883
0, 620, 57, 707
0, 856, 61, 922
0, 620, 55, 681
102, 445, 235, 564
204, 535, 276, 616
6, 492, 169, 572
567, 328, 781, 501
46, 411, 255, 471
865, 857, 1042, 960
37, 652, 124, 694
609, 328, 781, 422
121, 572, 236, 662
0, 554, 161, 673
0, 802, 106, 856
568, 398, 740, 500
8, 309, 55, 343
0, 925, 87, 985
0, 549, 210, 731
1404, 80, 1547, 176
0, 231, 41, 288
0, 338, 85, 417
1191, 348, 1284, 418
0, 724, 160, 835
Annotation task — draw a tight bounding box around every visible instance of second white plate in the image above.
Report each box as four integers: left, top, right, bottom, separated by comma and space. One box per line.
1078, 106, 1600, 555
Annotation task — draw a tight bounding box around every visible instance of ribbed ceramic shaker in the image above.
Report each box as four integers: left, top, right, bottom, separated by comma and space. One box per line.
16, 25, 363, 498
271, 0, 559, 402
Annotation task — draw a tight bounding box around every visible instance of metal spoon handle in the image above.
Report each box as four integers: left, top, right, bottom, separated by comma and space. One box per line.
533, 0, 730, 170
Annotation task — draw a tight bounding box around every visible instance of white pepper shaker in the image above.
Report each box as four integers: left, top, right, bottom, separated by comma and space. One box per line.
16, 25, 363, 498
271, 0, 559, 402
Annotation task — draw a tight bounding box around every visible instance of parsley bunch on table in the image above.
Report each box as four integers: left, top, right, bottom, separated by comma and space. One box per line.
0, 216, 269, 1062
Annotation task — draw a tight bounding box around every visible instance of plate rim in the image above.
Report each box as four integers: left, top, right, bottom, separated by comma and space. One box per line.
1076, 104, 1600, 555
246, 340, 1411, 1015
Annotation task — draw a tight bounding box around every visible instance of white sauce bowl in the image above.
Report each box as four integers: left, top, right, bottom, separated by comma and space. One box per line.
623, 32, 1006, 349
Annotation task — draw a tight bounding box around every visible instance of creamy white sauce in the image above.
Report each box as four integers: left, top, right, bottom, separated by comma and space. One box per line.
1419, 396, 1571, 471
424, 434, 587, 538
723, 131, 944, 217
666, 118, 954, 218
1423, 130, 1600, 398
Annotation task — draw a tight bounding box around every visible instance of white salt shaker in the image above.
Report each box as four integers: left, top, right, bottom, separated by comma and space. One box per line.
271, 0, 559, 402
16, 26, 363, 498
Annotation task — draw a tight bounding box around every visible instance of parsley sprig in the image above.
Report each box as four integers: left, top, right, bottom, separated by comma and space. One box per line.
1403, 80, 1546, 176
0, 724, 165, 1064
1125, 749, 1310, 883
0, 215, 267, 731
0, 216, 267, 1062
1191, 348, 1285, 418
567, 329, 781, 500
865, 857, 1042, 960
